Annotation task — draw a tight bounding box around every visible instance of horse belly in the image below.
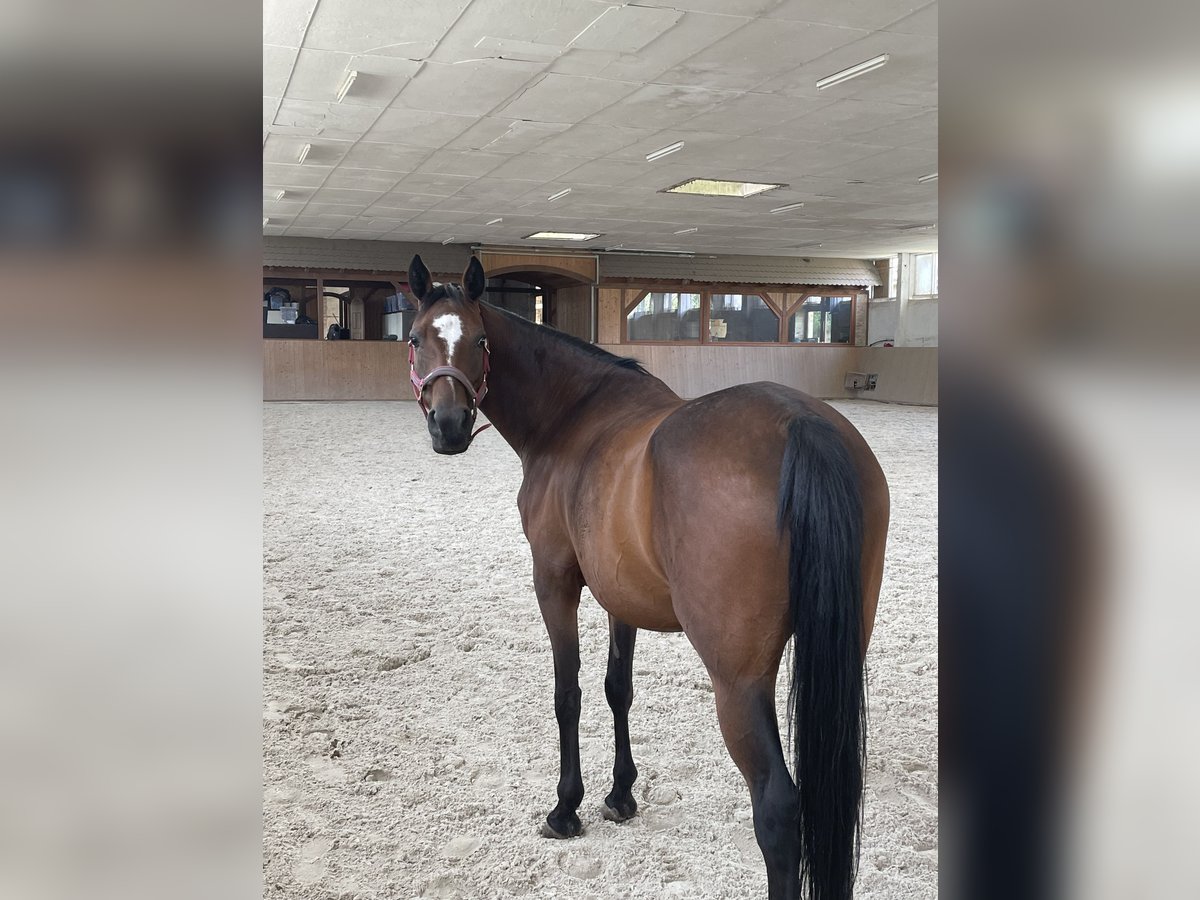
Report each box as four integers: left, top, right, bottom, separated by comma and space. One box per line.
583, 555, 680, 632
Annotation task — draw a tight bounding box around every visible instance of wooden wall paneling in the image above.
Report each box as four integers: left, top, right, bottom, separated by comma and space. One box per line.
597, 288, 622, 344
554, 284, 592, 340
479, 251, 597, 284
264, 340, 412, 401
594, 344, 936, 404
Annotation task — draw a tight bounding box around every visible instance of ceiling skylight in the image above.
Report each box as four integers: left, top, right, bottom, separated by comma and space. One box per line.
662, 179, 786, 198
524, 231, 602, 241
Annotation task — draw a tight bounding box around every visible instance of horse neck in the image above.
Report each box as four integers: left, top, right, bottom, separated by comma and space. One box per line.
477, 304, 668, 460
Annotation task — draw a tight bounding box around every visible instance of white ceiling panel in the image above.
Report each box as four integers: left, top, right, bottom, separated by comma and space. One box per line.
431, 0, 613, 61
817, 146, 938, 183
763, 30, 937, 105
532, 124, 652, 159
498, 73, 639, 124
263, 133, 352, 167
656, 18, 869, 92
302, 202, 376, 217
272, 99, 382, 141
766, 0, 929, 31
447, 118, 573, 154
263, 45, 298, 98
560, 158, 658, 187
883, 2, 938, 36
396, 59, 544, 116
263, 0, 319, 49
555, 10, 751, 84
484, 153, 586, 183
570, 4, 683, 54
677, 92, 833, 136
262, 199, 309, 216
364, 108, 477, 147
303, 0, 471, 55
310, 187, 388, 204
853, 108, 937, 149
414, 149, 510, 178
285, 50, 420, 107
338, 142, 430, 172
263, 0, 938, 256
586, 84, 736, 129
321, 168, 405, 191
627, 0, 777, 14
264, 162, 331, 188
390, 173, 476, 198
768, 98, 929, 142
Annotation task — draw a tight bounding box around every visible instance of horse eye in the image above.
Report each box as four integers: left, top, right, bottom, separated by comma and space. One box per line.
477, 336, 487, 347
409, 334, 420, 347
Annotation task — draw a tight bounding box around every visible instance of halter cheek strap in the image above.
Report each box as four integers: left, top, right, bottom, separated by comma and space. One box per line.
409, 342, 493, 440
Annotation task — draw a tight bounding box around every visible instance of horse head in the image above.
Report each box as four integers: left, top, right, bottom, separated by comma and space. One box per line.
406, 254, 490, 455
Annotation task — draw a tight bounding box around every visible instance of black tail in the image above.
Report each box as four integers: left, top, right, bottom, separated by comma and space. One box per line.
777, 415, 867, 900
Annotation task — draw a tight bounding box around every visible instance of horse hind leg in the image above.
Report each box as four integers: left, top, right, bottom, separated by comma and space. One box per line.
713, 676, 800, 900
601, 616, 638, 821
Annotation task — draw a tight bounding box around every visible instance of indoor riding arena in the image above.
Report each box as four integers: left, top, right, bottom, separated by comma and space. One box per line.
263, 1, 938, 898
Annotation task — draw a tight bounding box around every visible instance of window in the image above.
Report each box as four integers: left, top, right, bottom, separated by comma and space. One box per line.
621, 287, 862, 345
913, 252, 938, 296
709, 294, 779, 342
788, 296, 853, 344
626, 292, 701, 341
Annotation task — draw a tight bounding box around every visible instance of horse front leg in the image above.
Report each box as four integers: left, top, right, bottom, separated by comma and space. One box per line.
602, 615, 639, 822
533, 561, 585, 838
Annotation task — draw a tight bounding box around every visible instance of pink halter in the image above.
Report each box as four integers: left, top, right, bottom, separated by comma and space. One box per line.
409, 341, 492, 439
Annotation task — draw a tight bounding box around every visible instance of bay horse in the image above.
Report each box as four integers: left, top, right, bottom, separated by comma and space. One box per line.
405, 255, 889, 900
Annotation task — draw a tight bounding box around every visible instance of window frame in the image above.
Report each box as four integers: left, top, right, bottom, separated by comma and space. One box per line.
782, 292, 858, 346
622, 287, 803, 345
620, 285, 863, 346
910, 252, 938, 299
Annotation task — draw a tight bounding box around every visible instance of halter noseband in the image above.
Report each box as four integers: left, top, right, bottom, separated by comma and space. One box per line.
408, 340, 493, 441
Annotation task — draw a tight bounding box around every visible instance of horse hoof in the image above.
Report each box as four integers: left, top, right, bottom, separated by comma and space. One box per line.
602, 795, 638, 822
539, 814, 583, 839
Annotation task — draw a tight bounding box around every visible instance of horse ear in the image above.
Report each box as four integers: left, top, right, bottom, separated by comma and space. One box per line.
463, 256, 486, 303
408, 255, 432, 303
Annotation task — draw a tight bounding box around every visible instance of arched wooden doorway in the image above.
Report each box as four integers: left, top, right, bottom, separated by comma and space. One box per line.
478, 250, 598, 342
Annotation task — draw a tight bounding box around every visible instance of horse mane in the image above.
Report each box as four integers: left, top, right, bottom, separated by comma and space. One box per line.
483, 301, 649, 376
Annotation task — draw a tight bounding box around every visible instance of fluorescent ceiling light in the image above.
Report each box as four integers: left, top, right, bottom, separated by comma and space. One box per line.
546, 188, 571, 201
442, 237, 455, 244
263, 217, 270, 227
606, 247, 694, 256
485, 217, 503, 225
524, 231, 601, 241
297, 143, 311, 165
336, 70, 358, 103
769, 201, 806, 214
646, 141, 685, 162
816, 53, 890, 90
662, 178, 786, 198
917, 172, 938, 184
673, 227, 699, 234
271, 190, 285, 201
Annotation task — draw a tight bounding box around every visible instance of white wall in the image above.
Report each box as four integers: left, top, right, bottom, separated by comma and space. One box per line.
869, 252, 938, 347
896, 297, 938, 347
868, 299, 899, 346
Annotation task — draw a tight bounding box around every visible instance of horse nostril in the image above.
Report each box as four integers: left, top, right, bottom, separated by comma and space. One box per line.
462, 408, 473, 428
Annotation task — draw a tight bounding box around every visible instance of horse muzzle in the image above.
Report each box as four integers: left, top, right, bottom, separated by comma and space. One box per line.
427, 403, 475, 454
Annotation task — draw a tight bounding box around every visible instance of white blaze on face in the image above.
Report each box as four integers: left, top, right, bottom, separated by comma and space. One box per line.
432, 313, 464, 365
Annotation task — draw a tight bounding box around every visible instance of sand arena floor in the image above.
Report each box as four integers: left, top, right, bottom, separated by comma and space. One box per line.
263, 399, 937, 899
